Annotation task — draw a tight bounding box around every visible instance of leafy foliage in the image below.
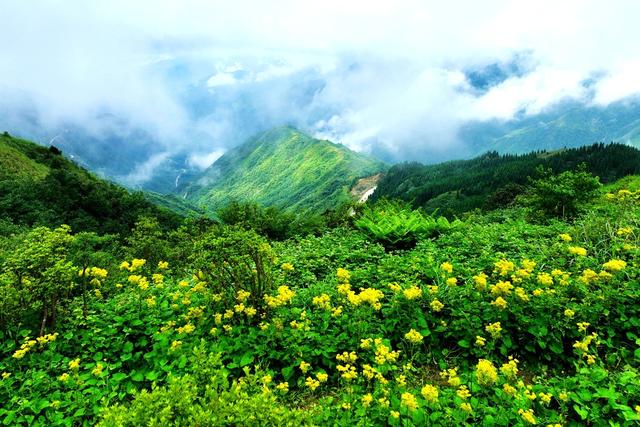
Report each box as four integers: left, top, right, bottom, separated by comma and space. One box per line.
355, 200, 463, 249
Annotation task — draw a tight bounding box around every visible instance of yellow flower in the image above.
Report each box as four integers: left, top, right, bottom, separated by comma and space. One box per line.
59, 373, 69, 382
312, 293, 332, 310
316, 372, 329, 382
170, 340, 182, 351
362, 393, 373, 407
577, 322, 590, 332
440, 262, 453, 273
460, 402, 472, 413
494, 259, 515, 276
476, 359, 498, 386
1, 372, 10, 380
336, 268, 350, 283
68, 358, 80, 370
617, 227, 632, 236
457, 385, 471, 399
281, 262, 294, 272
491, 296, 507, 310
559, 391, 569, 401
485, 322, 502, 339
568, 246, 587, 257
400, 392, 419, 411
446, 277, 458, 286
602, 259, 626, 272
299, 361, 311, 373
261, 375, 272, 385
473, 272, 488, 290
390, 410, 400, 419
539, 392, 552, 404
490, 280, 513, 296
518, 408, 537, 424
475, 336, 486, 347
276, 382, 289, 393
92, 363, 103, 376
559, 233, 572, 242
236, 290, 251, 302
537, 272, 554, 286
157, 261, 169, 270
564, 308, 575, 318
503, 383, 516, 395
500, 357, 519, 380
421, 384, 439, 403
404, 329, 424, 344
305, 376, 320, 391
430, 299, 444, 312
403, 285, 422, 300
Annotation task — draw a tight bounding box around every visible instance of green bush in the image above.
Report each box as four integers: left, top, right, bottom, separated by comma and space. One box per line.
356, 200, 463, 249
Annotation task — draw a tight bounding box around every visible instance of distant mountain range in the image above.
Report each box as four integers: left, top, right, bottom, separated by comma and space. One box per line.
179, 126, 386, 213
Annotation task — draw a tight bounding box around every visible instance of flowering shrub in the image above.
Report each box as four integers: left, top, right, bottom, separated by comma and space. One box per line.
0, 179, 639, 426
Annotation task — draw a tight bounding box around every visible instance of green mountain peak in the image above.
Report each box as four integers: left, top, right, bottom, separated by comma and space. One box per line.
181, 127, 386, 213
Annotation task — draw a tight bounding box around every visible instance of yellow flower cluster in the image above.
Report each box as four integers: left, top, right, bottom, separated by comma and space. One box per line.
440, 261, 453, 273
537, 272, 553, 286
559, 233, 572, 242
403, 285, 423, 300
347, 287, 384, 310
430, 299, 444, 312
457, 385, 471, 399
158, 261, 169, 270
372, 340, 400, 365
120, 258, 146, 272
404, 329, 423, 344
13, 333, 58, 359
500, 357, 519, 380
336, 364, 358, 381
567, 246, 587, 257
602, 259, 626, 272
491, 297, 507, 310
494, 259, 515, 276
281, 262, 294, 272
518, 408, 537, 424
401, 392, 419, 411
68, 358, 80, 370
485, 322, 502, 339
421, 384, 439, 403
305, 376, 320, 390
441, 368, 460, 387
336, 351, 358, 363
236, 289, 251, 302
92, 363, 104, 376
312, 293, 331, 310
264, 286, 295, 308
473, 272, 488, 290
490, 280, 513, 296
476, 359, 498, 386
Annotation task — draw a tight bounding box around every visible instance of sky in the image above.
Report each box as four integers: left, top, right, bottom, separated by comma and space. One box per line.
1, 0, 640, 184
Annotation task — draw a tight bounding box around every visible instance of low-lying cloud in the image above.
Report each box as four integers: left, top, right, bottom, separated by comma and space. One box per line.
1, 0, 640, 184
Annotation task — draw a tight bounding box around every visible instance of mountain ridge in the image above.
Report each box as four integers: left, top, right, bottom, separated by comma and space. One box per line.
180, 126, 387, 213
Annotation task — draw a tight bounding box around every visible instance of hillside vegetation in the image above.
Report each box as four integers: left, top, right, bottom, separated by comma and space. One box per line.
0, 133, 181, 236
1, 154, 639, 425
373, 143, 640, 217
182, 126, 386, 213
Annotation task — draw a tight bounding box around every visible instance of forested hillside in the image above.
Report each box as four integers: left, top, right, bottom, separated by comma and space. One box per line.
0, 133, 181, 236
373, 143, 640, 216
182, 127, 386, 213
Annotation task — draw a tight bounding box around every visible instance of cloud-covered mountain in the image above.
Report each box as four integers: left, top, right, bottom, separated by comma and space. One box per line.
1, 1, 640, 192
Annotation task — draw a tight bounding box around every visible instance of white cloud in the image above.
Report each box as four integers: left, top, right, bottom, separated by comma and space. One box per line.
1, 0, 639, 173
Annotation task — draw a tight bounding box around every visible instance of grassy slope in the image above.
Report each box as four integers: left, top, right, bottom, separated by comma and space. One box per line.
185, 126, 386, 213
0, 134, 181, 234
